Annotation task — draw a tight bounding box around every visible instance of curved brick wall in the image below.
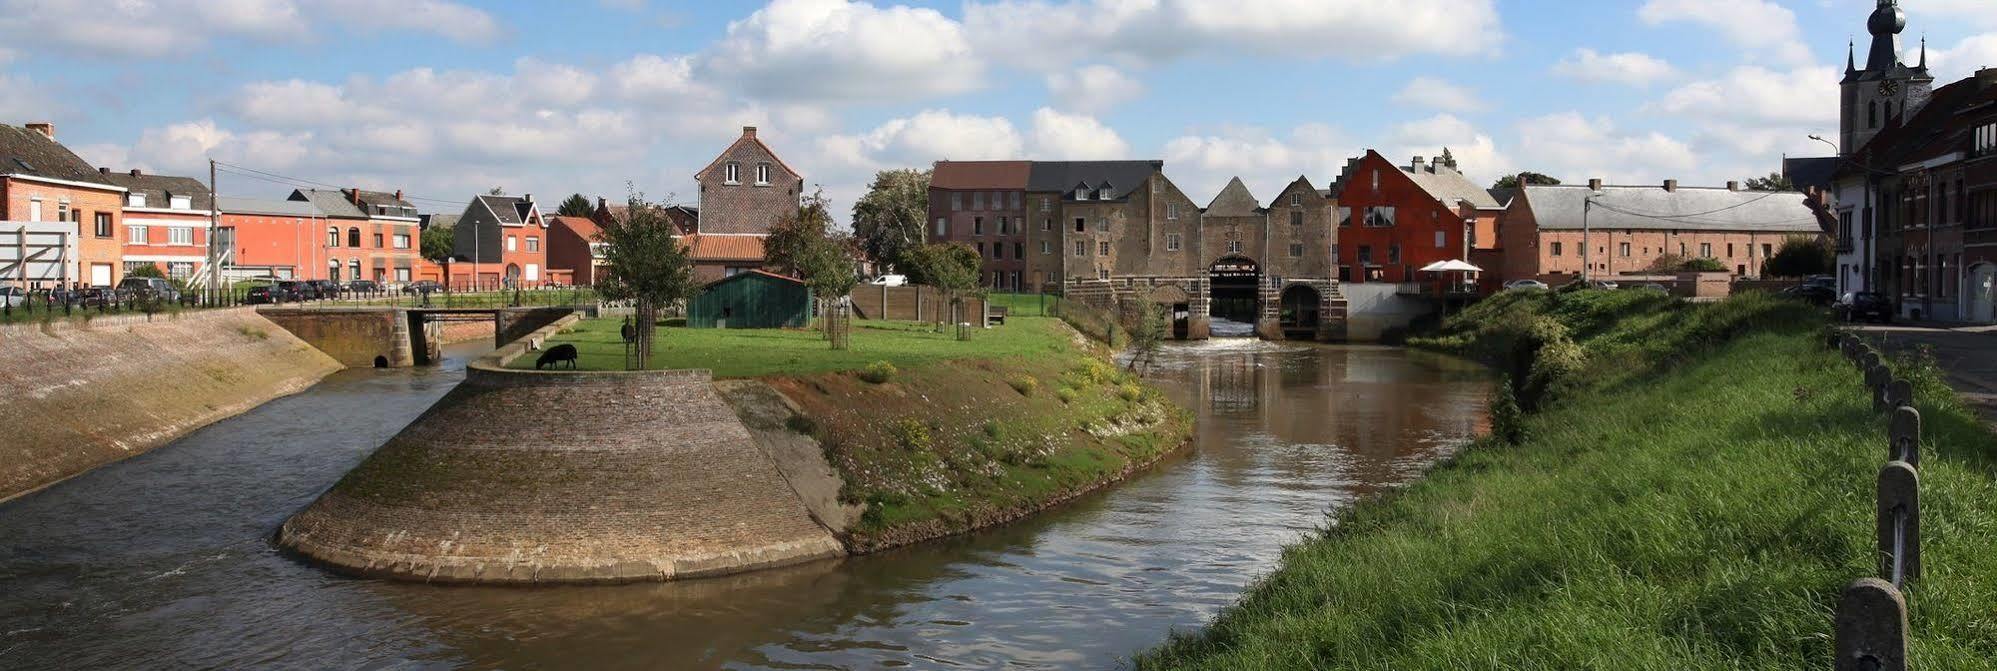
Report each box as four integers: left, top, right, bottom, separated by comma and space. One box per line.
0, 308, 343, 503
278, 362, 844, 584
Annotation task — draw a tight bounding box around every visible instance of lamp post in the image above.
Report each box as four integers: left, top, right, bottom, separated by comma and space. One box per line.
1811, 133, 1893, 296
1582, 191, 1601, 284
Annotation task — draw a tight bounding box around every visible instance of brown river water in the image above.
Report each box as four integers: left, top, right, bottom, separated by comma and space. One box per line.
0, 339, 1488, 670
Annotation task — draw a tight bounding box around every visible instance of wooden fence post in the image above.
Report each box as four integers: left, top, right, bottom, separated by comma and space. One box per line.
1834, 577, 1908, 671
1890, 407, 1921, 469
1876, 460, 1921, 585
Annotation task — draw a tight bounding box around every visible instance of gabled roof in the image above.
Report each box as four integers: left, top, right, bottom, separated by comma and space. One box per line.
1516, 184, 1818, 233
473, 194, 536, 225
96, 170, 213, 210
932, 161, 1031, 189
683, 233, 767, 262
694, 127, 803, 183
548, 215, 599, 240
1204, 177, 1262, 216
218, 196, 325, 218
1026, 161, 1162, 200
1402, 163, 1503, 210
0, 125, 116, 188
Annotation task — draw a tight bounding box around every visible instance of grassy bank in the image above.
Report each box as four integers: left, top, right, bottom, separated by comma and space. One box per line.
520, 316, 1075, 377
1139, 291, 1997, 669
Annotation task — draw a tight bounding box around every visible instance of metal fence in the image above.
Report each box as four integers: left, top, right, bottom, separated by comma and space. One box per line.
1827, 330, 1924, 671
0, 281, 597, 323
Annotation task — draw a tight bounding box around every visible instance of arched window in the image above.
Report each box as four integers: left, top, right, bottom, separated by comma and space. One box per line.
328, 258, 342, 281
349, 259, 361, 280
347, 227, 361, 247
327, 227, 339, 247
1870, 101, 1879, 129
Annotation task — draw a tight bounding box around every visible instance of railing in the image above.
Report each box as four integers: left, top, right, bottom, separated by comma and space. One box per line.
0, 281, 598, 323
1827, 331, 1925, 671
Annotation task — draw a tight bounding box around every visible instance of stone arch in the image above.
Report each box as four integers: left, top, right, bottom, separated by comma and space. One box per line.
1279, 283, 1322, 334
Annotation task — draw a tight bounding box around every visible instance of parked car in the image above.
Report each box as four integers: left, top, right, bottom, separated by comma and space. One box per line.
869, 274, 909, 287
0, 285, 23, 309
1780, 283, 1838, 307
402, 280, 443, 295
117, 276, 181, 303
275, 280, 313, 300
1503, 279, 1549, 291
1834, 292, 1894, 323
243, 284, 283, 305
1561, 279, 1619, 291
346, 279, 383, 294
1627, 282, 1671, 294
306, 279, 341, 299
76, 286, 118, 307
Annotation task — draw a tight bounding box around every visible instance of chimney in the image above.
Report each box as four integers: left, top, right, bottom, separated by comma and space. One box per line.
1727, 181, 1742, 191
1411, 155, 1427, 172
742, 126, 758, 138
129, 168, 142, 177
1587, 178, 1603, 191
24, 122, 53, 140
596, 196, 607, 210
1663, 179, 1678, 192
98, 167, 109, 175
524, 193, 533, 204
351, 189, 362, 206
394, 189, 403, 201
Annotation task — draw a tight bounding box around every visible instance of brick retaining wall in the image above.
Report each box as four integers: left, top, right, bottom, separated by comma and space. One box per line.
0, 308, 343, 503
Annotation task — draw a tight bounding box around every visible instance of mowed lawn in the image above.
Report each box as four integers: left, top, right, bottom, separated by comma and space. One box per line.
517, 315, 1080, 378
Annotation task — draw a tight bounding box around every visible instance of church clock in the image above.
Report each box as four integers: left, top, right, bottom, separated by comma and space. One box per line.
1880, 80, 1901, 97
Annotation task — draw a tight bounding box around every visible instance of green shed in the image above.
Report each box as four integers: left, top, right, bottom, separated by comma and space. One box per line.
687, 270, 814, 329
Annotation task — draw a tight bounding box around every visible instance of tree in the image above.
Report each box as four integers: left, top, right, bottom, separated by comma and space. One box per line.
420, 222, 456, 263
487, 186, 506, 196
1125, 303, 1167, 373
1743, 172, 1795, 192
904, 242, 983, 339
851, 169, 931, 273
1681, 257, 1727, 272
127, 264, 165, 279
1493, 172, 1562, 189
768, 191, 862, 348
594, 194, 697, 370
557, 193, 593, 217
1763, 235, 1834, 278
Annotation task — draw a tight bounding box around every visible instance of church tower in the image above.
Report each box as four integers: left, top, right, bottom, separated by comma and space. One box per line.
1840, 0, 1935, 155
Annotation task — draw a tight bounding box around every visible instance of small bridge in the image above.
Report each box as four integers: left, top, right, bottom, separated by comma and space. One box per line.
260, 306, 581, 367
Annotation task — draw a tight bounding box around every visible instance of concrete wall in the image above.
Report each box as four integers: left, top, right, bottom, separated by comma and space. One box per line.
278, 332, 842, 584
1342, 282, 1433, 342
0, 308, 342, 502
260, 307, 412, 368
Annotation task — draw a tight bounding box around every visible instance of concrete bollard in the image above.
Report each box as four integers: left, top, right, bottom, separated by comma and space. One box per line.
1876, 460, 1921, 585
1866, 366, 1891, 412
1890, 407, 1922, 469
1842, 338, 1861, 362
1886, 380, 1913, 414
1834, 577, 1909, 671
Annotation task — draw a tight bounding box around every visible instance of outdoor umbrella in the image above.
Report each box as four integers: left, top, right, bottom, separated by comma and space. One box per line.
1418, 259, 1484, 321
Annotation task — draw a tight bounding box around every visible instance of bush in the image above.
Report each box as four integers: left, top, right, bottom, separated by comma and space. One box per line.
1118, 383, 1144, 402
889, 418, 931, 451
1056, 387, 1079, 404
1008, 374, 1039, 396
784, 414, 818, 436
1075, 359, 1117, 386
1681, 257, 1727, 272
1489, 374, 1528, 444
859, 360, 897, 384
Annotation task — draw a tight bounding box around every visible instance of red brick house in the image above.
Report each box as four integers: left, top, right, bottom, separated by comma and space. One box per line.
1497, 180, 1819, 285
449, 193, 568, 288
216, 196, 331, 280
547, 215, 606, 286
98, 168, 214, 282
695, 126, 802, 236
289, 187, 422, 284
1327, 150, 1498, 286
1, 122, 127, 287
927, 161, 1033, 289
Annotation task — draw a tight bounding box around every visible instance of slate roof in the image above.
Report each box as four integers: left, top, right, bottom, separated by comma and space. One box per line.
1204, 177, 1263, 216
0, 125, 116, 188
217, 196, 326, 218
1516, 185, 1819, 233
932, 161, 1032, 190
289, 188, 417, 220
1403, 164, 1503, 210
474, 194, 535, 225
95, 171, 213, 210
1025, 161, 1162, 201
1486, 188, 1516, 208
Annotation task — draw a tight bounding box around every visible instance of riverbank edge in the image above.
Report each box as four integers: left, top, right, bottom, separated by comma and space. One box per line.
0, 308, 344, 505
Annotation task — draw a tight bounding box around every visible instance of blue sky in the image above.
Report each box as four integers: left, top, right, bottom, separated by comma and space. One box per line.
4, 0, 1994, 221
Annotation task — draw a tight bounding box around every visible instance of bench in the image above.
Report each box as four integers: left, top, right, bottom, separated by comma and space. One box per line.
989, 305, 1010, 325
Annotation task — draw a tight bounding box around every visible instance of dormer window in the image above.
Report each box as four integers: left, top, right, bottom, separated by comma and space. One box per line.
1975, 122, 1996, 156
169, 195, 191, 210
1097, 183, 1113, 200
724, 162, 740, 184
127, 193, 146, 208
1075, 186, 1089, 201
755, 163, 771, 185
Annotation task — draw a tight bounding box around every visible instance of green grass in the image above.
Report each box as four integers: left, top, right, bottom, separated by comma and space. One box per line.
521, 315, 1081, 378
986, 291, 1052, 317
1139, 296, 1997, 669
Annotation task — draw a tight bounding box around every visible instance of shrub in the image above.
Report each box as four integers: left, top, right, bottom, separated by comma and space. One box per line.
1056, 387, 1079, 404
1118, 383, 1145, 402
982, 421, 1002, 439
889, 418, 931, 451
1075, 359, 1117, 386
784, 414, 818, 436
859, 360, 898, 384
1681, 257, 1727, 272
1489, 374, 1528, 445
1008, 375, 1039, 396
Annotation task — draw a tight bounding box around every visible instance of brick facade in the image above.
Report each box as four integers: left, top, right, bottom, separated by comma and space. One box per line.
695, 127, 802, 236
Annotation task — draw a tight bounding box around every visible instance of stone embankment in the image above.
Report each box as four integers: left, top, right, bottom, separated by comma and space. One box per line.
0, 308, 343, 503
279, 318, 844, 583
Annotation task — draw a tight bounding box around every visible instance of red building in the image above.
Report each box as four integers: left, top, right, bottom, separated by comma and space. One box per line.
447, 193, 569, 288
99, 169, 214, 282
1328, 150, 1499, 286
546, 215, 605, 286
216, 197, 332, 280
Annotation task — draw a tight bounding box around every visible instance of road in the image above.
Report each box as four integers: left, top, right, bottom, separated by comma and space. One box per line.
1853, 323, 1997, 431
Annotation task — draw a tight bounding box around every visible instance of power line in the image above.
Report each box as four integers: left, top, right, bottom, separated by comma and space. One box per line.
211, 161, 476, 209
1588, 201, 1819, 228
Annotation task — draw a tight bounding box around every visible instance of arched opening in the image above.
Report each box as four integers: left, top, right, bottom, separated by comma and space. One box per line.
1146, 284, 1192, 340
1209, 256, 1260, 335
1279, 284, 1321, 338
1970, 263, 1996, 323
347, 227, 361, 248
372, 355, 389, 368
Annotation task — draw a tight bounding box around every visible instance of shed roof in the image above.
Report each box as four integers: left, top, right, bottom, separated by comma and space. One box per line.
1517, 184, 1818, 233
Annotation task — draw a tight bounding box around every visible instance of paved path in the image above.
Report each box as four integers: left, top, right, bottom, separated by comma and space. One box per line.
1852, 323, 1997, 431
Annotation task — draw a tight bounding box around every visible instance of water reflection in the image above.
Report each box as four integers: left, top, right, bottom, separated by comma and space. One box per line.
0, 340, 1488, 670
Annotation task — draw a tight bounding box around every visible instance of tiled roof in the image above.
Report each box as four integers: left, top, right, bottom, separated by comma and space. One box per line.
1402, 165, 1503, 210
95, 171, 213, 210
932, 161, 1032, 190
1025, 161, 1162, 201
1517, 185, 1818, 233
682, 234, 766, 262
0, 125, 115, 187
548, 215, 599, 239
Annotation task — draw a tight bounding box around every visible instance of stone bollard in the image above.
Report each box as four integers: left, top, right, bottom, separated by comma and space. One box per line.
1886, 380, 1913, 414
1876, 460, 1921, 586
1866, 366, 1891, 412
1890, 407, 1922, 469
1842, 338, 1861, 362
1834, 577, 1909, 671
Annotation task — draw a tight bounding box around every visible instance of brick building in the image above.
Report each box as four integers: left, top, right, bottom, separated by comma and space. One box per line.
450, 193, 566, 287
1497, 180, 1821, 284
97, 168, 214, 282
546, 215, 607, 286
289, 188, 422, 284
928, 161, 1032, 289
216, 196, 331, 280
695, 126, 801, 236
0, 123, 126, 287
1326, 150, 1502, 287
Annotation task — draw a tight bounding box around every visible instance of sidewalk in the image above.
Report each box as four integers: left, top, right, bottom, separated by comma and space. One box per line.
1851, 323, 1997, 431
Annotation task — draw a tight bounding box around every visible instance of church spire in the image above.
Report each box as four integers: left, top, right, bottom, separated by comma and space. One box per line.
1918, 35, 1927, 71
1846, 39, 1857, 75
1865, 0, 1906, 72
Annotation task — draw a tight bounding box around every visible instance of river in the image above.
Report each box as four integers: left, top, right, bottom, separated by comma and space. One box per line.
0, 338, 1489, 670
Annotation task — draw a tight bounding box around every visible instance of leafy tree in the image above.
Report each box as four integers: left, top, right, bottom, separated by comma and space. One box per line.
557, 193, 594, 217
1645, 253, 1689, 273
595, 194, 697, 369
126, 264, 165, 279
1681, 257, 1728, 272
1743, 172, 1796, 192
1763, 235, 1834, 278
1493, 172, 1562, 189
1125, 303, 1168, 373
904, 242, 983, 339
487, 186, 506, 196
851, 168, 931, 273
420, 222, 456, 262
764, 189, 835, 278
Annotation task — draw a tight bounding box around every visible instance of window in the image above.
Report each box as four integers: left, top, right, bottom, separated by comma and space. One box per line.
977, 241, 986, 256
95, 213, 111, 237
127, 224, 148, 244
1011, 192, 1021, 210
28, 198, 40, 222
951, 193, 962, 211
724, 162, 740, 184
1227, 240, 1242, 254
1551, 241, 1563, 257
1291, 210, 1303, 227
1168, 203, 1179, 220
525, 236, 538, 252
1291, 193, 1302, 207
755, 163, 771, 185
1075, 187, 1089, 201
1434, 231, 1445, 248
1370, 170, 1380, 191
1098, 186, 1113, 200
1364, 206, 1396, 227
998, 216, 1008, 235
1760, 243, 1772, 259
1726, 243, 1735, 257
1388, 244, 1401, 264
993, 244, 1003, 260
1013, 242, 1023, 259
169, 195, 191, 210
1095, 218, 1108, 232
1166, 233, 1182, 252
1074, 218, 1086, 233
350, 260, 361, 280
328, 228, 339, 247
348, 228, 361, 247
973, 192, 985, 209
1700, 242, 1713, 257
1042, 218, 1052, 232
1098, 268, 1110, 280
168, 227, 192, 246
57, 202, 68, 222
1977, 123, 1997, 156
1358, 245, 1374, 263
396, 234, 412, 249
396, 268, 411, 283
1039, 197, 1050, 212
1337, 206, 1352, 227
1074, 240, 1086, 256
935, 217, 947, 237
168, 261, 193, 279
1620, 242, 1631, 257
374, 233, 384, 248
1289, 243, 1304, 257
973, 217, 984, 235
1041, 239, 1051, 255
1099, 241, 1110, 256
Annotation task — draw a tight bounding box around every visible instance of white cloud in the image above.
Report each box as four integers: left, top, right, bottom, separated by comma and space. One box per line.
0, 72, 61, 122
0, 0, 498, 56
1029, 108, 1129, 159
1512, 112, 1698, 185
1552, 48, 1677, 87
1385, 114, 1507, 185
1046, 65, 1145, 115
1909, 0, 1997, 30
1650, 65, 1837, 129
817, 110, 1024, 171
1637, 0, 1809, 66
1392, 77, 1486, 112
1161, 124, 1352, 203
1927, 34, 1997, 84
609, 54, 708, 102
701, 0, 982, 103
964, 0, 1502, 71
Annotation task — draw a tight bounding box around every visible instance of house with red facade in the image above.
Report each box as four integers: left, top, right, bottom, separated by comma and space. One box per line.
1327, 150, 1500, 288
289, 188, 422, 284
448, 193, 568, 287
1, 122, 127, 288
98, 168, 214, 282
546, 215, 607, 286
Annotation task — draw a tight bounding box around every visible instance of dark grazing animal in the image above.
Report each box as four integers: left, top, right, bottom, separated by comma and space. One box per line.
535, 343, 579, 370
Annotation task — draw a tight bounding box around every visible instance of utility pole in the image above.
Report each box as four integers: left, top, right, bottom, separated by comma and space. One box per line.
208, 158, 221, 295
1582, 195, 1594, 283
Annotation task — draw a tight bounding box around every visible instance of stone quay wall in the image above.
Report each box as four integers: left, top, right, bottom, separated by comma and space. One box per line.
0, 308, 342, 503
259, 307, 414, 368
278, 332, 843, 584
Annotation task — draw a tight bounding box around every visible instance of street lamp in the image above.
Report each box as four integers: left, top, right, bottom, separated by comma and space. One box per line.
1582, 190, 1601, 283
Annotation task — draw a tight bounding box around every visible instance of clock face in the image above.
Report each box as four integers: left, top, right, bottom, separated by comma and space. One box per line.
1880, 81, 1900, 97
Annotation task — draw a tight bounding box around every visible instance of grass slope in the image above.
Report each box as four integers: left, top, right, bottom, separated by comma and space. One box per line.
522, 316, 1077, 378
1139, 293, 1997, 670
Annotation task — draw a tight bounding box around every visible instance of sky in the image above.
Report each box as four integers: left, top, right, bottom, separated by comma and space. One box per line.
3, 0, 1995, 223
